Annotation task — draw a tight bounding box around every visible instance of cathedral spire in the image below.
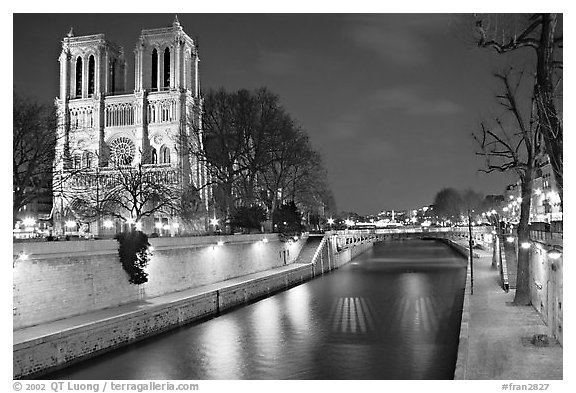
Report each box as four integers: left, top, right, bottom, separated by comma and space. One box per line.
67, 27, 74, 37
173, 15, 180, 27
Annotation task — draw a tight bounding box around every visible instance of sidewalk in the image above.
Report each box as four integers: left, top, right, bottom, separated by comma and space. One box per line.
457, 244, 563, 380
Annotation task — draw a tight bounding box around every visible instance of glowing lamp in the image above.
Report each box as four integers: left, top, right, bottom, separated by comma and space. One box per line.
217, 240, 225, 246
506, 236, 515, 243
65, 220, 76, 228
548, 248, 562, 260
155, 222, 163, 229
172, 222, 180, 229
104, 220, 114, 229
23, 217, 36, 227
521, 242, 531, 249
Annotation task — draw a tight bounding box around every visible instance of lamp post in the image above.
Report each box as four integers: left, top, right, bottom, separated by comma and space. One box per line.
467, 209, 474, 295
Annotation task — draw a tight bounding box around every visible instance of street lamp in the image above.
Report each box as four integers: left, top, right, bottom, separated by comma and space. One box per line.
548, 248, 562, 260
210, 218, 219, 227
23, 217, 36, 227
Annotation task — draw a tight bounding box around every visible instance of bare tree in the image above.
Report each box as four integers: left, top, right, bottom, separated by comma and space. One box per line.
475, 13, 563, 204
63, 160, 196, 232
474, 68, 541, 305
13, 92, 57, 222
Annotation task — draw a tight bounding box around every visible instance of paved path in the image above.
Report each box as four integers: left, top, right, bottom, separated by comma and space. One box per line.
458, 243, 563, 380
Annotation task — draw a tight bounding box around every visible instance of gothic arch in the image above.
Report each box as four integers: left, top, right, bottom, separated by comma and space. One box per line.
163, 47, 170, 88
160, 144, 170, 164
88, 55, 95, 95
75, 56, 83, 97
151, 147, 158, 164
151, 48, 158, 90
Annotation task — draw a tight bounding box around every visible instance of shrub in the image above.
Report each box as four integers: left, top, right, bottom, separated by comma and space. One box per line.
115, 230, 152, 285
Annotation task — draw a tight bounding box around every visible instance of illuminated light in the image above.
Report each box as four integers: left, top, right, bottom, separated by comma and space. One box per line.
327, 218, 335, 225
65, 220, 76, 228
104, 220, 114, 229
172, 222, 180, 229
19, 252, 29, 261
293, 235, 299, 241
345, 219, 354, 226
521, 242, 531, 249
491, 210, 497, 215
262, 238, 269, 243
23, 217, 36, 227
503, 207, 509, 212
512, 201, 518, 206
486, 211, 491, 216
217, 240, 225, 246
148, 246, 154, 252
126, 218, 135, 225
155, 222, 163, 229
516, 197, 522, 203
509, 195, 514, 200
135, 221, 142, 230
491, 230, 497, 235
506, 236, 515, 243
163, 224, 170, 230
210, 218, 219, 226
476, 220, 483, 225
535, 189, 542, 195
548, 248, 562, 260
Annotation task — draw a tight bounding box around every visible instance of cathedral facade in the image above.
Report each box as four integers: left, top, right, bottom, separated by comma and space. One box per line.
53, 17, 209, 236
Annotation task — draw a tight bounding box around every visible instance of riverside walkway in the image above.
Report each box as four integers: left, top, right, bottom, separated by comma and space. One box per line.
455, 242, 563, 380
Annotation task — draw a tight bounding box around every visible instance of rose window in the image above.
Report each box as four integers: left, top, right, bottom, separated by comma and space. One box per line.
109, 137, 136, 165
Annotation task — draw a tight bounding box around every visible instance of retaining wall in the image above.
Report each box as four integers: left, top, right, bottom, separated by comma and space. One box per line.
13, 234, 306, 330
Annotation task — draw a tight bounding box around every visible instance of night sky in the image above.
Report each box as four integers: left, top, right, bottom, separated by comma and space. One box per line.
13, 12, 530, 215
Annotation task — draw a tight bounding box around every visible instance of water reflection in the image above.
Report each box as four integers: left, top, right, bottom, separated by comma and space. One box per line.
45, 239, 466, 380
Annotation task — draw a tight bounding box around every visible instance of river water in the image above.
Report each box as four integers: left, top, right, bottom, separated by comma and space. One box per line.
45, 238, 467, 380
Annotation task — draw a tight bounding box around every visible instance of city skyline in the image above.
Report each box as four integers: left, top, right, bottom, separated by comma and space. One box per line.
13, 13, 533, 215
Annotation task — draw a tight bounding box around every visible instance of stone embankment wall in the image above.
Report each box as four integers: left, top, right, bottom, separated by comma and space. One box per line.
13, 233, 307, 330
492, 234, 563, 346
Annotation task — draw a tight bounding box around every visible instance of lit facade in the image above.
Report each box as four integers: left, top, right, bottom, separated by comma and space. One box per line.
53, 17, 209, 236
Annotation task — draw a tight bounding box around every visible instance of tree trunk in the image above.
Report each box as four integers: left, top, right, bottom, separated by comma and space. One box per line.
535, 13, 563, 204
514, 174, 534, 305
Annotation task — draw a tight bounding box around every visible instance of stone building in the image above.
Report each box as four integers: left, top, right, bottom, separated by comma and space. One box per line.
53, 17, 209, 236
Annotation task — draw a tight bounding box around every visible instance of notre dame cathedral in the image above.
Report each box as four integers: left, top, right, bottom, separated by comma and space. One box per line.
53, 17, 209, 236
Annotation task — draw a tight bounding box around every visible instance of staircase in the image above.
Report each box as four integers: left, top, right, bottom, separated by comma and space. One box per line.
294, 235, 324, 264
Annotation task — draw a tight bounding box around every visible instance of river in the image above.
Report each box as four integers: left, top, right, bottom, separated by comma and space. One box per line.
45, 238, 467, 380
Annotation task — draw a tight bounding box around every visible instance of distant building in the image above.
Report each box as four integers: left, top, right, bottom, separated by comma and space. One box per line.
531, 155, 562, 223
501, 155, 562, 224
53, 17, 209, 236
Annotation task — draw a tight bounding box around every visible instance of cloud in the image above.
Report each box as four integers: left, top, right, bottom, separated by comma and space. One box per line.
367, 86, 461, 116
348, 25, 428, 66
345, 14, 452, 66
256, 50, 300, 75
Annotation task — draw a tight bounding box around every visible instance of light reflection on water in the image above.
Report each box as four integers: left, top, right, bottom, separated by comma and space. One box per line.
45, 239, 466, 380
